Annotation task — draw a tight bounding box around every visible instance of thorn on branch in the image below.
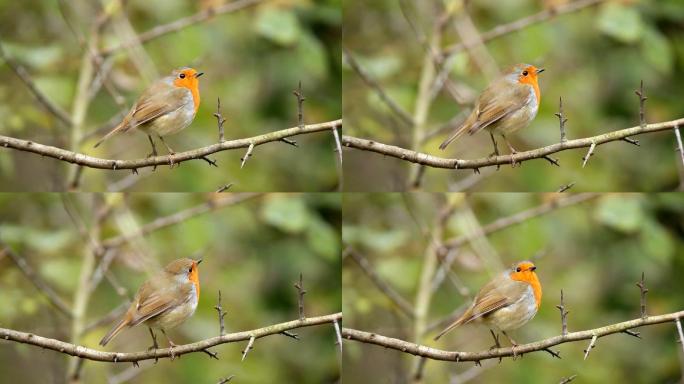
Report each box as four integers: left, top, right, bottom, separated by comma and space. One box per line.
543, 348, 561, 359
556, 289, 569, 336
331, 126, 343, 165
214, 97, 227, 143
559, 374, 578, 384
217, 375, 235, 384
622, 329, 641, 339
279, 137, 298, 147
622, 137, 640, 146
333, 319, 343, 355
202, 348, 219, 360
279, 331, 299, 340
675, 318, 684, 356
241, 336, 255, 362
215, 290, 227, 336
581, 141, 596, 168
201, 156, 218, 167
555, 97, 568, 143
637, 272, 648, 319
293, 81, 305, 129
557, 182, 575, 193
240, 143, 254, 169
673, 125, 684, 170
294, 273, 306, 320
215, 183, 233, 193
583, 334, 597, 360
543, 155, 560, 167
635, 80, 647, 128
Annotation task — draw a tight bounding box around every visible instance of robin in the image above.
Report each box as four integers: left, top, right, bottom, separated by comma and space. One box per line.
439, 64, 544, 156
434, 261, 541, 348
99, 258, 201, 355
94, 67, 203, 157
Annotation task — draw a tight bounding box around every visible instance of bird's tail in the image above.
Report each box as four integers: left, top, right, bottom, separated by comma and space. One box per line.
99, 318, 129, 346
93, 122, 125, 148
433, 317, 465, 341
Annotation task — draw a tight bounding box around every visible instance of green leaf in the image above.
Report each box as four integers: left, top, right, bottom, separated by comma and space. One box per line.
597, 3, 644, 43
260, 196, 311, 233
255, 8, 302, 46
595, 196, 644, 233
641, 27, 673, 74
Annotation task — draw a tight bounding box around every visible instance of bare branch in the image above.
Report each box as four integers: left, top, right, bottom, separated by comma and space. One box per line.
217, 375, 235, 384
341, 310, 684, 362
0, 42, 73, 126
215, 183, 233, 193
557, 182, 575, 193
343, 47, 413, 126
0, 313, 341, 363
341, 117, 684, 171
215, 290, 227, 336
674, 125, 684, 170
675, 318, 684, 355
556, 290, 569, 336
333, 319, 342, 355
0, 243, 73, 317
559, 375, 578, 384
555, 97, 568, 143
635, 80, 647, 128
100, 0, 262, 56
0, 120, 342, 170
214, 97, 227, 143
444, 193, 599, 249
294, 273, 306, 320
637, 272, 648, 319
102, 193, 261, 248
343, 247, 415, 318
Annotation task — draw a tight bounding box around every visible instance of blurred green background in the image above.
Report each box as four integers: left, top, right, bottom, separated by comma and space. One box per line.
0, 192, 341, 383
0, 0, 341, 191
343, 193, 684, 383
343, 0, 684, 191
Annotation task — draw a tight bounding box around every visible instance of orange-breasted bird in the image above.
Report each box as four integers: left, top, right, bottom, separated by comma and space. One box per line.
434, 261, 542, 347
99, 258, 201, 352
439, 64, 544, 156
94, 68, 203, 156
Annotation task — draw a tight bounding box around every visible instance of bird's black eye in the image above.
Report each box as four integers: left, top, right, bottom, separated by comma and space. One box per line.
516, 267, 521, 272
522, 70, 528, 76
188, 266, 192, 273
179, 73, 186, 79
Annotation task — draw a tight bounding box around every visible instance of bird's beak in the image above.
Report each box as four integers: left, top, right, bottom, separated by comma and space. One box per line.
194, 72, 204, 78
530, 266, 537, 271
536, 68, 545, 74
196, 258, 203, 265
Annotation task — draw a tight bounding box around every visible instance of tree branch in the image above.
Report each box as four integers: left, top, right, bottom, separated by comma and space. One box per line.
342, 118, 684, 170
99, 0, 263, 56
0, 313, 341, 363
341, 310, 684, 363
0, 119, 341, 171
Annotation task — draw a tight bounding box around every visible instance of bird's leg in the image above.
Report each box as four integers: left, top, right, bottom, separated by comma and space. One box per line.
146, 135, 158, 158
488, 132, 501, 171
488, 329, 501, 350
147, 328, 160, 363
160, 329, 178, 360
502, 331, 520, 359
502, 135, 520, 166
157, 135, 177, 167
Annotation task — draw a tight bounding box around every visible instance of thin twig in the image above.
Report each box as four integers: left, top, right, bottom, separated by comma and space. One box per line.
100, 0, 262, 56
636, 80, 647, 128
559, 374, 578, 384
583, 334, 597, 360
0, 120, 342, 170
344, 247, 415, 318
241, 336, 255, 362
340, 117, 684, 170
674, 125, 684, 169
215, 290, 227, 336
294, 273, 306, 320
557, 183, 575, 193
293, 81, 305, 129
215, 183, 233, 193
343, 47, 413, 126
637, 272, 648, 319
556, 290, 569, 336
214, 97, 227, 143
556, 97, 569, 143
0, 243, 72, 317
675, 318, 684, 355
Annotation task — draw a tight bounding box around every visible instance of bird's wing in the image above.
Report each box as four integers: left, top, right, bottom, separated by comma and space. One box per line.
123, 86, 189, 129
128, 277, 188, 327
466, 82, 531, 135
458, 273, 529, 324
